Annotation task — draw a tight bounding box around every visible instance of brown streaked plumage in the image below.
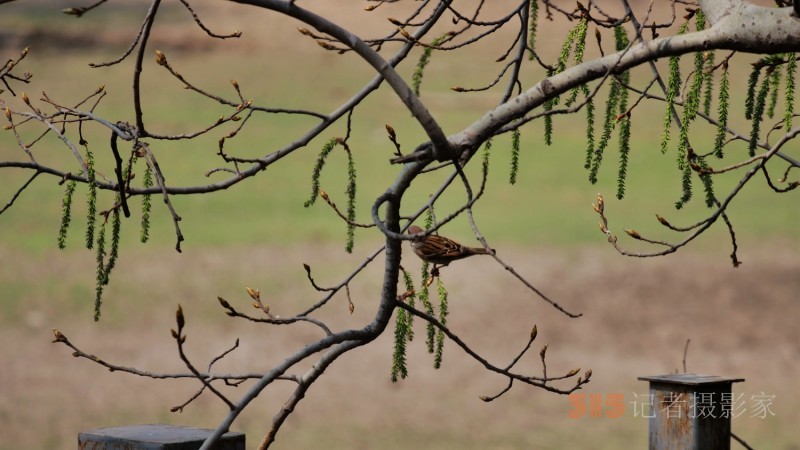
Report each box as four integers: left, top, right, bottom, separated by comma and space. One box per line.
406, 225, 493, 266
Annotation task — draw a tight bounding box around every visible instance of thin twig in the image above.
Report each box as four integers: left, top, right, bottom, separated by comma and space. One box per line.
0, 171, 39, 215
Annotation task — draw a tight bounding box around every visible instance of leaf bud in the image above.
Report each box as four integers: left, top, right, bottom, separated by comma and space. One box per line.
246, 286, 260, 300
624, 229, 641, 239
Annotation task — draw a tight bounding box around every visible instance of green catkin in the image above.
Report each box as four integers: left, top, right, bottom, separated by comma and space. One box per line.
556, 23, 576, 74
615, 26, 631, 200
702, 51, 715, 116
391, 306, 409, 382
401, 268, 416, 339
94, 221, 107, 322
85, 147, 96, 250
412, 34, 448, 96
617, 116, 631, 200
661, 23, 688, 154
103, 204, 121, 286
677, 41, 706, 171
141, 164, 153, 243
509, 129, 520, 185
785, 52, 796, 130
745, 66, 760, 121
589, 74, 620, 183
714, 66, 730, 158
420, 209, 435, 354
583, 84, 595, 169
528, 0, 538, 59
749, 70, 772, 156
676, 164, 693, 209
433, 277, 448, 369
565, 17, 589, 106
304, 138, 337, 207
697, 157, 716, 208
58, 180, 77, 250
767, 65, 781, 119
673, 27, 706, 207
481, 138, 492, 170
543, 68, 557, 146
419, 261, 434, 354
345, 148, 357, 253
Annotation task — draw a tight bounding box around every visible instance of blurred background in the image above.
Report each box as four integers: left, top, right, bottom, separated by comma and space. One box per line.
0, 1, 797, 449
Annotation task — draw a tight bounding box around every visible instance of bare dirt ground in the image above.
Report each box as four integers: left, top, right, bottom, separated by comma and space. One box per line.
1, 242, 798, 450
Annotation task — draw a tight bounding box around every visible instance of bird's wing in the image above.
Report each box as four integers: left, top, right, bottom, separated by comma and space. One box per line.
426, 235, 467, 259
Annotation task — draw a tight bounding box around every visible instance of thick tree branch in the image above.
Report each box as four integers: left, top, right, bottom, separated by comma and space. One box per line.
230, 0, 453, 161
450, 5, 800, 158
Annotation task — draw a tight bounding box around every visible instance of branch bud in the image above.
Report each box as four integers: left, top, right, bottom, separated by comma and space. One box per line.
479, 395, 491, 402
246, 286, 260, 300
155, 50, 166, 66
566, 368, 580, 377
540, 344, 548, 359
656, 214, 670, 227
4, 107, 11, 120
297, 27, 312, 36
584, 369, 592, 381
385, 124, 396, 138
530, 324, 538, 340
52, 328, 66, 342
21, 92, 30, 105
624, 229, 641, 239
175, 304, 185, 331
387, 18, 403, 26
316, 41, 337, 50
230, 79, 239, 89
320, 189, 329, 200
217, 296, 231, 310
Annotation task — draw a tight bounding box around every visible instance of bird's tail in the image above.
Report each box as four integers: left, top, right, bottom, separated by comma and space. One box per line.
467, 246, 494, 255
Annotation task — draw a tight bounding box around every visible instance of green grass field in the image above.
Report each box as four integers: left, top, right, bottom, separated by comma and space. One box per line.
3, 48, 798, 255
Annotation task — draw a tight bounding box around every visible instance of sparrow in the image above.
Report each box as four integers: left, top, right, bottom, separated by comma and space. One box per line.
406, 225, 494, 266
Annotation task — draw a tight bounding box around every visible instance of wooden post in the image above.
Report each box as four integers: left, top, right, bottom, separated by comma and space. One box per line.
638, 374, 744, 450
78, 424, 245, 450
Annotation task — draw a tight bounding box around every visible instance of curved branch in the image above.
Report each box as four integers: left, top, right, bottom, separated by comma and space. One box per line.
395, 301, 586, 394
133, 0, 161, 135
230, 0, 452, 160
449, 5, 800, 157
